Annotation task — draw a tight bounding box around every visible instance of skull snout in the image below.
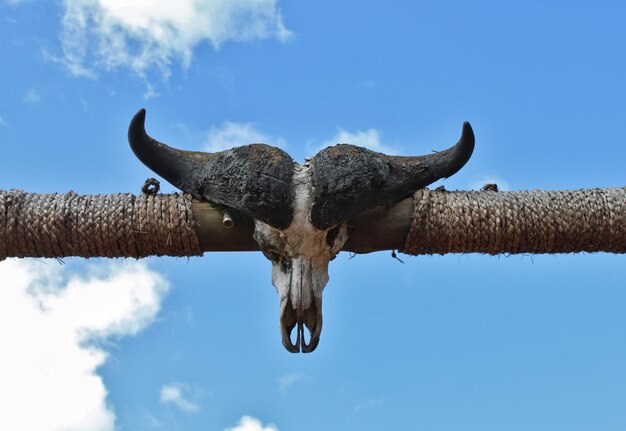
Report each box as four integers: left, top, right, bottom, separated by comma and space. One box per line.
276, 257, 326, 353
280, 294, 322, 353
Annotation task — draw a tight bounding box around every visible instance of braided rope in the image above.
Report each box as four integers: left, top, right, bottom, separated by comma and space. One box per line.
0, 190, 202, 261
404, 187, 626, 255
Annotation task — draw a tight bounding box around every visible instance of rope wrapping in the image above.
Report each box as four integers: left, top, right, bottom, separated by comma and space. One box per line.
0, 190, 202, 261
403, 187, 626, 255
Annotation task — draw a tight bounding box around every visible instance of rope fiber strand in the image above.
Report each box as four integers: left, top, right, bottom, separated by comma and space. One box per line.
404, 187, 626, 255
0, 190, 202, 261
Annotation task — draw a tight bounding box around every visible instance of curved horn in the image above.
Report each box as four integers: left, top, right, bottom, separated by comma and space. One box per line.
311, 122, 475, 229
128, 109, 295, 229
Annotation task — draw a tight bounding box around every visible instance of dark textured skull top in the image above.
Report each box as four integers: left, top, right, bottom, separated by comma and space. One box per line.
128, 109, 475, 353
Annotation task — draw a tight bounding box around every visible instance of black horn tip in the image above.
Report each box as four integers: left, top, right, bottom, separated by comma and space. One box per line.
128, 109, 150, 158
461, 121, 474, 145
446, 121, 475, 177
129, 108, 147, 137
135, 107, 147, 120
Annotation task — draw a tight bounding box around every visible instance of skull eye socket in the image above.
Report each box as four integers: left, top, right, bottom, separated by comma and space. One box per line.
260, 247, 280, 262
326, 225, 342, 247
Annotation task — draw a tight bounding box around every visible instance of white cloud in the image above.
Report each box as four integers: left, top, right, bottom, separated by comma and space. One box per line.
356, 79, 375, 88
159, 383, 199, 413
0, 259, 169, 431
225, 416, 278, 431
205, 121, 287, 152
471, 175, 510, 191
0, 116, 6, 126
277, 372, 311, 392
56, 0, 292, 78
79, 96, 89, 112
23, 88, 42, 104
320, 128, 398, 154
353, 397, 383, 412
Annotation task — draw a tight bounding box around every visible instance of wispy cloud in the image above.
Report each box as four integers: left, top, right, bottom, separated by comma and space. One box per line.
79, 96, 89, 112
225, 416, 278, 431
160, 383, 200, 413
319, 128, 399, 154
353, 397, 384, 412
144, 413, 164, 428
0, 116, 6, 126
0, 259, 169, 431
278, 372, 312, 392
23, 88, 42, 104
53, 0, 292, 79
205, 121, 287, 152
356, 79, 375, 88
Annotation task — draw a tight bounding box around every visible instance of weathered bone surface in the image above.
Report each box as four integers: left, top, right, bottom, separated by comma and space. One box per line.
128, 109, 474, 353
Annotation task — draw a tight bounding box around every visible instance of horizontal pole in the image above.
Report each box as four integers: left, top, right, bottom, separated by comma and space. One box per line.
1, 187, 626, 260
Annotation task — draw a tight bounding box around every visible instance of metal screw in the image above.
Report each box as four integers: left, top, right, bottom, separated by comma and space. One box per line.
222, 209, 234, 228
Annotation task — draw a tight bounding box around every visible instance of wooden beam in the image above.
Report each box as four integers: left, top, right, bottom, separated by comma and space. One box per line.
192, 198, 413, 253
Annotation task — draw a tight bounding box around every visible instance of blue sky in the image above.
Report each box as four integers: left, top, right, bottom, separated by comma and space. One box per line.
1, 1, 626, 430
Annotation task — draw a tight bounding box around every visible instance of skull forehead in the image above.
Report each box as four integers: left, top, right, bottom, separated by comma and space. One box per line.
253, 162, 342, 258
253, 218, 344, 261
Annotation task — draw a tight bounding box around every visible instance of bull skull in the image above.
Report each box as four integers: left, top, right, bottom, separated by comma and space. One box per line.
128, 109, 474, 353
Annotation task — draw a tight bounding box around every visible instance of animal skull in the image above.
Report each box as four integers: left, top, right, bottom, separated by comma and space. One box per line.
253, 162, 348, 352
128, 109, 474, 353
